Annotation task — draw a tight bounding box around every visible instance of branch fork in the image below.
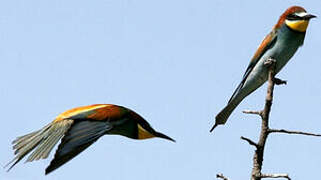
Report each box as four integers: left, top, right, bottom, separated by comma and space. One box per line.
241, 59, 319, 180
216, 59, 321, 180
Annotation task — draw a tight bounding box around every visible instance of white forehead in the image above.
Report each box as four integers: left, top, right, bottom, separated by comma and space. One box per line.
295, 12, 308, 17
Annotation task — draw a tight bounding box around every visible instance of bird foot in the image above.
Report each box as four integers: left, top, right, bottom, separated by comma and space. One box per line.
264, 58, 276, 66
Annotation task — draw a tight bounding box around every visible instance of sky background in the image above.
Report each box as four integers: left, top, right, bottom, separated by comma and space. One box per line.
1, 0, 320, 179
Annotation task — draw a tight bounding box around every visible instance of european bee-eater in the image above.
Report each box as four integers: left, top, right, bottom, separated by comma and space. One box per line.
210, 6, 316, 132
6, 104, 175, 174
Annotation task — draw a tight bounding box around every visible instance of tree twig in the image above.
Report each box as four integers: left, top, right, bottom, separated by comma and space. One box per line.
242, 110, 262, 117
261, 173, 291, 179
269, 129, 321, 137
241, 136, 258, 147
216, 173, 230, 180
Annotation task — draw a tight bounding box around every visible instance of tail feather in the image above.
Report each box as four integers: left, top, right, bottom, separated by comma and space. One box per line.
26, 125, 65, 161
210, 97, 242, 132
6, 130, 47, 171
13, 129, 45, 153
6, 120, 73, 171
12, 130, 41, 145
39, 127, 67, 159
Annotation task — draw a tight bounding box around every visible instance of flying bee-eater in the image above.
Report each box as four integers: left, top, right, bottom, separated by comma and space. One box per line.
6, 104, 175, 174
210, 6, 316, 132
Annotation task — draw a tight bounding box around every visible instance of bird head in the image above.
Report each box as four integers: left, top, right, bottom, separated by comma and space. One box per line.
275, 6, 316, 32
130, 111, 175, 142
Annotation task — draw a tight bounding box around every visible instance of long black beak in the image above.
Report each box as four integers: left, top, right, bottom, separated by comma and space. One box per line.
304, 14, 317, 20
155, 132, 176, 142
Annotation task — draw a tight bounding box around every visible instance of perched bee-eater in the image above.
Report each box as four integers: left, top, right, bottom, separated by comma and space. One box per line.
6, 104, 174, 174
210, 6, 316, 132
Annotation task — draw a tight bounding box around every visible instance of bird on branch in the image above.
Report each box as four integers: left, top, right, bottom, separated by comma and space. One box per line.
210, 6, 316, 132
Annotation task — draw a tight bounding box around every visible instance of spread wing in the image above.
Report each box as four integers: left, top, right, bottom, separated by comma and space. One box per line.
6, 104, 127, 173
228, 30, 278, 102
45, 120, 112, 174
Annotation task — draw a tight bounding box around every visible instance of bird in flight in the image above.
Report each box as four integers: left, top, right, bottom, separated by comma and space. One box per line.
210, 6, 316, 132
6, 104, 175, 174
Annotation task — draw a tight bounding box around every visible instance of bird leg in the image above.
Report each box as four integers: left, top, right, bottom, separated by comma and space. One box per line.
264, 58, 287, 85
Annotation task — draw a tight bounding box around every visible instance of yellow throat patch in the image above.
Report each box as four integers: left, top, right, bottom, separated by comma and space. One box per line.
285, 19, 309, 32
137, 124, 155, 139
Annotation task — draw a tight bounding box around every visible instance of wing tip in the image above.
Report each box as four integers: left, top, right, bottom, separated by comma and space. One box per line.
45, 161, 58, 175
45, 166, 53, 175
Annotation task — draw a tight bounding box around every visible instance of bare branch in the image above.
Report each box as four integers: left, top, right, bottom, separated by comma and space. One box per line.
269, 129, 321, 137
261, 173, 291, 180
216, 173, 230, 180
250, 59, 277, 180
242, 110, 262, 117
221, 57, 321, 179
243, 59, 321, 180
241, 136, 258, 147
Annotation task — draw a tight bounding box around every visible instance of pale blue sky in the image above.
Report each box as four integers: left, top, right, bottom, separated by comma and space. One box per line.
1, 1, 320, 179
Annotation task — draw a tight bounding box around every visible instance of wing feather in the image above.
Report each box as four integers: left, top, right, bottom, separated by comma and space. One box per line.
45, 120, 112, 174
228, 30, 277, 102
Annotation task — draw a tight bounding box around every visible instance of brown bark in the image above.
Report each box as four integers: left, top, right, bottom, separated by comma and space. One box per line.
216, 59, 321, 180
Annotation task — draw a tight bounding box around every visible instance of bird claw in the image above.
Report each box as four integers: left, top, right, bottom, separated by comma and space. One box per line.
263, 58, 286, 85
264, 58, 276, 66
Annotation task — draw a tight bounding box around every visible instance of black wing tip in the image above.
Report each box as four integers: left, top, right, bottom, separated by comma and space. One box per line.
45, 164, 55, 175
45, 158, 61, 175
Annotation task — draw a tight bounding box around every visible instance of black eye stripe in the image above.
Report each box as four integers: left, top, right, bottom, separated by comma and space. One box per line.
286, 14, 304, 20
